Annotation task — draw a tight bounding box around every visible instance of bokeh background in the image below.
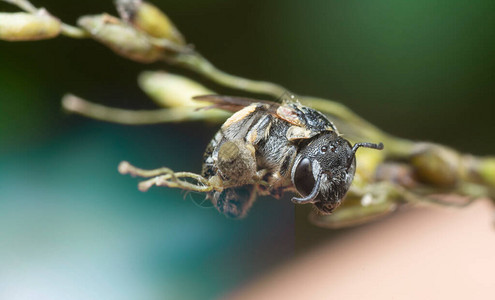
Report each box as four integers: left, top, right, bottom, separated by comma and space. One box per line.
1, 0, 494, 299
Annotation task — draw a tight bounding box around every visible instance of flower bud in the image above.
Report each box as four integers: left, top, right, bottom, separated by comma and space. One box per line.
353, 148, 385, 187
77, 14, 162, 63
410, 143, 460, 187
0, 11, 61, 41
477, 158, 495, 188
138, 71, 211, 107
115, 0, 185, 44
138, 71, 231, 120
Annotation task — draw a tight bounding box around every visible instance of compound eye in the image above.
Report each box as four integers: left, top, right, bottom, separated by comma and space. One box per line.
293, 157, 315, 196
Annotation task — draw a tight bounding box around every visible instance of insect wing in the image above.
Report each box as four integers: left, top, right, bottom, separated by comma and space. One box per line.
194, 93, 336, 139
193, 95, 279, 113
278, 90, 299, 104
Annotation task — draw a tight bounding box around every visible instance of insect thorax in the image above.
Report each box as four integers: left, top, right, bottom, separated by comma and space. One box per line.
202, 104, 296, 191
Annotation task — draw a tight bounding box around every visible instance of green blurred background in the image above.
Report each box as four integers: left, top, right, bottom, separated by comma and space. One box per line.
1, 0, 494, 299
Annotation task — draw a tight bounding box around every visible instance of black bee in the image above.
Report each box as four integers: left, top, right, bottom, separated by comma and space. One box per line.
120, 93, 383, 218
194, 94, 384, 218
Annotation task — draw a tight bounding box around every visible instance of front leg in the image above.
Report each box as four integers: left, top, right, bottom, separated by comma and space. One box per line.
309, 182, 404, 228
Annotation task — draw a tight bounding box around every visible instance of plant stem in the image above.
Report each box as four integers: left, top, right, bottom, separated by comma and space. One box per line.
60, 24, 89, 39
302, 96, 414, 157
3, 0, 37, 13
2, 0, 89, 38
62, 94, 225, 124
168, 52, 415, 158
170, 53, 287, 97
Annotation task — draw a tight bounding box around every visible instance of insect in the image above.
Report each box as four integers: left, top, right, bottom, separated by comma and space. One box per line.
119, 93, 384, 218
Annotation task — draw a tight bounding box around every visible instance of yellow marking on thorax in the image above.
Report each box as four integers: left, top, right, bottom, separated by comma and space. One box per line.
222, 104, 257, 129
286, 125, 314, 141
276, 106, 303, 126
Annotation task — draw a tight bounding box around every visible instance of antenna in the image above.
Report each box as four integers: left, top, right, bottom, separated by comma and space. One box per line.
351, 142, 384, 155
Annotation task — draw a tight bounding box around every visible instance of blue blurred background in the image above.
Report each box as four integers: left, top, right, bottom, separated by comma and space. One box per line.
1, 0, 494, 299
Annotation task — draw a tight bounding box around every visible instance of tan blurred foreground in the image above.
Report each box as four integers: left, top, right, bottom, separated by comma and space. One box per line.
228, 199, 495, 300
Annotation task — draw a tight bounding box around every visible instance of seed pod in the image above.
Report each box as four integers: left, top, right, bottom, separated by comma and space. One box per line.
138, 71, 231, 121
77, 14, 162, 63
410, 143, 460, 187
375, 162, 418, 189
138, 71, 212, 108
476, 157, 495, 188
353, 148, 385, 186
0, 11, 61, 41
115, 0, 185, 44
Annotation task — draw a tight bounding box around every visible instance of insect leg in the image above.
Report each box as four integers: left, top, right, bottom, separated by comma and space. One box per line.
119, 161, 175, 178
309, 182, 402, 228
119, 161, 215, 193
216, 140, 258, 185
210, 185, 258, 218
309, 195, 398, 229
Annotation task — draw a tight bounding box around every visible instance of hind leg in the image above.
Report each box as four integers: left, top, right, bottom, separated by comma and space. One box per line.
215, 140, 261, 185
118, 161, 215, 192
209, 185, 258, 218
